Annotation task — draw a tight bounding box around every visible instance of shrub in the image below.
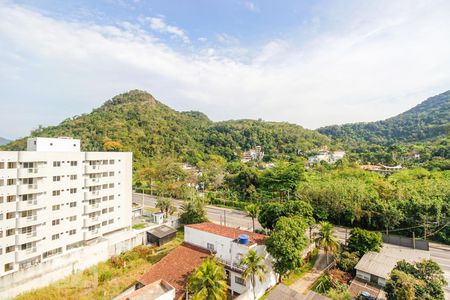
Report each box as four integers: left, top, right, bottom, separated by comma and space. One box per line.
109, 255, 126, 268
98, 269, 113, 284
133, 245, 153, 258
347, 228, 382, 256
336, 251, 359, 273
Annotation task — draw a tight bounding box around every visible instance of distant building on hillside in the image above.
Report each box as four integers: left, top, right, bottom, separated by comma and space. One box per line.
242, 146, 264, 163
360, 164, 403, 175
308, 148, 346, 165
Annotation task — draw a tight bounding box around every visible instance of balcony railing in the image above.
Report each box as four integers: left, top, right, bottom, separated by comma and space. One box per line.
216, 257, 246, 273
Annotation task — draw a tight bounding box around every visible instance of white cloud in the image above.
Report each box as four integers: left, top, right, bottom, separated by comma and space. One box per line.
147, 17, 190, 43
242, 1, 259, 13
1, 1, 450, 139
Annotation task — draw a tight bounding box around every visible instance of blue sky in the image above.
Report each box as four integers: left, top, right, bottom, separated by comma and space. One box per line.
1, 0, 450, 138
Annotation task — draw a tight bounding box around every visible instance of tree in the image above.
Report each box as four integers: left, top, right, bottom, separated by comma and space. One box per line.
240, 249, 267, 300
385, 269, 424, 300
188, 257, 227, 300
179, 197, 208, 225
347, 228, 382, 256
388, 260, 448, 300
265, 216, 308, 280
155, 197, 174, 218
336, 251, 359, 274
258, 202, 285, 231
245, 204, 260, 232
314, 222, 340, 264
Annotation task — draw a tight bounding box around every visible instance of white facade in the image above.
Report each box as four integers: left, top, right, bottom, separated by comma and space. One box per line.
184, 225, 277, 298
0, 138, 132, 279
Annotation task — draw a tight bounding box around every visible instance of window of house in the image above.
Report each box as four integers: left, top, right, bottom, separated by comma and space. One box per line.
7, 179, 16, 185
69, 188, 77, 194
109, 160, 115, 165
52, 219, 60, 226
43, 247, 62, 259
0, 213, 3, 221
6, 229, 15, 236
0, 179, 4, 186
53, 176, 61, 182
69, 202, 76, 207
102, 221, 107, 226
22, 194, 33, 201
102, 208, 107, 214
51, 234, 60, 240
52, 205, 60, 211
108, 219, 114, 224
4, 263, 14, 272
0, 162, 4, 169
22, 178, 34, 184
52, 190, 61, 196
53, 161, 61, 167
102, 196, 107, 202
7, 162, 17, 169
102, 184, 108, 189
235, 276, 246, 286
7, 195, 16, 202
23, 162, 34, 168
109, 183, 114, 188
70, 161, 77, 166
68, 229, 76, 235
6, 212, 15, 219
21, 210, 32, 218
109, 171, 115, 176
108, 207, 114, 213
70, 175, 77, 180
6, 246, 15, 253
69, 216, 76, 221
109, 195, 114, 200
207, 243, 215, 252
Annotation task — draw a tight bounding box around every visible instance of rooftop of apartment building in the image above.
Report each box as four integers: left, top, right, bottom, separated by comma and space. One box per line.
185, 222, 267, 245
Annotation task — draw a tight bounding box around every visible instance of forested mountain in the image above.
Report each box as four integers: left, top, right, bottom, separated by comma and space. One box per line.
1, 90, 330, 165
0, 137, 10, 146
318, 90, 450, 145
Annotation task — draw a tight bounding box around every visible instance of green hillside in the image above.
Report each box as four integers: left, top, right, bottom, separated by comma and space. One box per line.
2, 90, 330, 165
0, 137, 9, 146
318, 90, 450, 145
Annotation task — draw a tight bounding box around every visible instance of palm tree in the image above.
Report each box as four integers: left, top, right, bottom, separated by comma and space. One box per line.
245, 204, 260, 232
314, 221, 340, 265
240, 249, 267, 300
156, 197, 174, 218
188, 258, 228, 300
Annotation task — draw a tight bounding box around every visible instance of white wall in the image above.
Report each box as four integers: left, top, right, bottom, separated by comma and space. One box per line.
27, 137, 81, 152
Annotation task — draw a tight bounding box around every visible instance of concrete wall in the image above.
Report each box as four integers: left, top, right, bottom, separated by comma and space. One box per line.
382, 234, 429, 251
0, 228, 148, 299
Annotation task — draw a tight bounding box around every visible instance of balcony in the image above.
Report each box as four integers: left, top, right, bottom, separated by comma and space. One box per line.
84, 229, 101, 240
16, 215, 42, 227
216, 257, 246, 273
16, 230, 42, 244
18, 167, 47, 178
84, 203, 101, 214
84, 216, 101, 227
17, 183, 42, 194
17, 199, 44, 211
85, 165, 102, 174
16, 247, 39, 262
85, 177, 101, 186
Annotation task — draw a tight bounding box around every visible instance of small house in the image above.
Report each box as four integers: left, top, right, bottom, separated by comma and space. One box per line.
147, 225, 177, 246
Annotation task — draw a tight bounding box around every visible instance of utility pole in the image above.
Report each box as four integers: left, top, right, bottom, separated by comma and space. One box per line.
141, 189, 145, 216
223, 210, 226, 226
412, 231, 416, 249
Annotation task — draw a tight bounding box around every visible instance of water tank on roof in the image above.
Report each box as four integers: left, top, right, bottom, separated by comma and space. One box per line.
238, 234, 249, 244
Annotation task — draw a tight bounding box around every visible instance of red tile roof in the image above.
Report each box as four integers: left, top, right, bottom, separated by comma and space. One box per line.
138, 243, 210, 300
185, 222, 267, 245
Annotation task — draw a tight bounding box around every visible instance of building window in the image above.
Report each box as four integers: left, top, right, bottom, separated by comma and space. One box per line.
7, 162, 17, 169
69, 202, 76, 207
43, 247, 62, 259
0, 196, 3, 203
109, 195, 114, 200
108, 219, 114, 224
7, 179, 16, 186
52, 205, 60, 211
0, 162, 4, 169
21, 210, 32, 218
102, 221, 107, 226
235, 276, 246, 286
207, 243, 215, 252
70, 161, 77, 166
70, 188, 77, 194
109, 183, 114, 188
102, 184, 108, 189
51, 234, 60, 240
4, 263, 14, 272
0, 179, 4, 186
6, 246, 15, 253
52, 190, 61, 196
68, 229, 76, 235
53, 176, 61, 182
52, 219, 60, 226
53, 161, 61, 167
21, 243, 32, 250
70, 175, 77, 180
7, 195, 16, 202
69, 216, 76, 221
109, 171, 115, 176
21, 226, 32, 234
6, 212, 15, 219
102, 208, 107, 214
108, 207, 114, 212
6, 229, 15, 236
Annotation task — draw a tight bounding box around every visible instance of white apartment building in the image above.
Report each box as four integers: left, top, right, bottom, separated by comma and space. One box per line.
184, 223, 277, 299
0, 137, 132, 278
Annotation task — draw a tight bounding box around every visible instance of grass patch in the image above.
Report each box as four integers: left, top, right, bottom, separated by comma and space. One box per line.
15, 230, 184, 300
283, 248, 319, 286
132, 223, 147, 230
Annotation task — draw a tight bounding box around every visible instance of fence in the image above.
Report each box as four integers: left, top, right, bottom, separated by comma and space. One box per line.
382, 233, 429, 251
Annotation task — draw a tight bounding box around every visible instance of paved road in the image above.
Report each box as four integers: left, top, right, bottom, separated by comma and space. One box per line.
133, 192, 450, 296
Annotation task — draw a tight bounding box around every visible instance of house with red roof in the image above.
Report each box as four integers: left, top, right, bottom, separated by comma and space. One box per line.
185, 222, 277, 299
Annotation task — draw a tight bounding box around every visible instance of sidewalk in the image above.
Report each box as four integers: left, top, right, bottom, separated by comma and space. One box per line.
290, 250, 331, 294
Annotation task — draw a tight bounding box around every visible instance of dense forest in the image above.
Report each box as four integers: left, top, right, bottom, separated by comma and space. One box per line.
1, 90, 330, 166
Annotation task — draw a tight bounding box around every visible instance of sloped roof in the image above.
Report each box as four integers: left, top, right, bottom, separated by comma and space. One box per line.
355, 243, 430, 279
185, 222, 267, 245
138, 243, 210, 299
147, 225, 177, 239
